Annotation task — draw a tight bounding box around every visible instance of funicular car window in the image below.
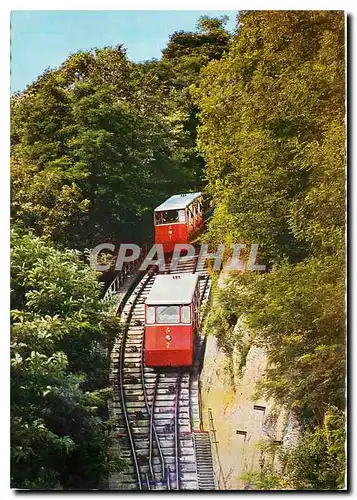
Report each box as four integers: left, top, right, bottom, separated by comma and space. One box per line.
181, 305, 191, 324
162, 210, 179, 224
178, 209, 186, 222
146, 306, 155, 324
157, 305, 180, 324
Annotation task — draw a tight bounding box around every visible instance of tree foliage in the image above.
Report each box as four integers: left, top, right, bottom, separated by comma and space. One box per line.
195, 11, 346, 488
162, 15, 230, 61
138, 15, 232, 195
11, 20, 232, 250
195, 10, 345, 263
11, 229, 123, 489
11, 47, 197, 249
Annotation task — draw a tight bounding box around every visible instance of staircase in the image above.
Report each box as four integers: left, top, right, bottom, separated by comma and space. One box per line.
194, 432, 216, 490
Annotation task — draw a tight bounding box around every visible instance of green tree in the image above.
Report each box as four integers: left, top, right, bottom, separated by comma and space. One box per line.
11, 228, 123, 489
11, 47, 197, 249
11, 19, 233, 250
162, 15, 230, 61
195, 10, 345, 263
140, 16, 233, 189
11, 154, 88, 242
195, 11, 346, 488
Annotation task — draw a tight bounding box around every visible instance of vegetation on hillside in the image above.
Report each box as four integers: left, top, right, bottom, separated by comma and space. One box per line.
11, 16, 230, 250
11, 229, 123, 488
195, 11, 346, 489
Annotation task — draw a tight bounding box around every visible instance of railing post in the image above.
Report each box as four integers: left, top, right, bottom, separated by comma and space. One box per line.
208, 408, 227, 490
103, 239, 154, 302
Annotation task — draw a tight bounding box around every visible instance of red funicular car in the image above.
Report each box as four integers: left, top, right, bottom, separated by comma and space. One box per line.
154, 192, 204, 254
144, 273, 200, 367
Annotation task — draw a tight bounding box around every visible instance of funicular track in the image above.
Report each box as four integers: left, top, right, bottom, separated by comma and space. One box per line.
110, 255, 212, 490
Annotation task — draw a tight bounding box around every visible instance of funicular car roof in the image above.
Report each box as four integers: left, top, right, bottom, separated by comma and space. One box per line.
145, 273, 200, 305
154, 192, 202, 212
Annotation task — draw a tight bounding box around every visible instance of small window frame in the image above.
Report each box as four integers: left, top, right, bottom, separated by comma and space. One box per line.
178, 209, 186, 223
154, 212, 162, 225
156, 305, 180, 324
180, 305, 191, 324
146, 305, 156, 324
145, 306, 156, 325
161, 210, 179, 225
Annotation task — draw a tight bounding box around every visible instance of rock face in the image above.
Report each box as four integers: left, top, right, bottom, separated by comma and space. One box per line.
201, 333, 283, 489
200, 272, 299, 490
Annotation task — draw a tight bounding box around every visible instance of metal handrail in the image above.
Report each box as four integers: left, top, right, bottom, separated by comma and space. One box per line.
174, 373, 182, 490
104, 244, 149, 302
208, 408, 227, 490
200, 274, 210, 303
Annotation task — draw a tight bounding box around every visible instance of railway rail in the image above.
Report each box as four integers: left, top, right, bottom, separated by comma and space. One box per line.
109, 255, 213, 490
